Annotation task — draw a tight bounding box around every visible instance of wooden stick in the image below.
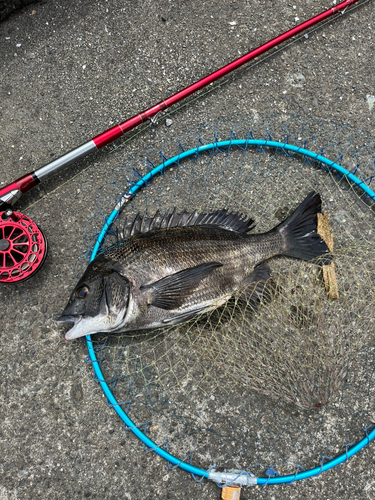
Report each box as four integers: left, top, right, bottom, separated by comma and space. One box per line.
317, 213, 339, 299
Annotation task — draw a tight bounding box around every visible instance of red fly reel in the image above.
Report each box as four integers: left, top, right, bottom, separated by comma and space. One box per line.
0, 210, 47, 283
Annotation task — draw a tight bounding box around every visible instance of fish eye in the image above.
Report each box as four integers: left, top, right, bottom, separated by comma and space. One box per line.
76, 286, 89, 299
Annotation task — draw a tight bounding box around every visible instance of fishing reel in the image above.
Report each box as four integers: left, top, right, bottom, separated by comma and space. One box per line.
0, 175, 48, 283
0, 208, 47, 283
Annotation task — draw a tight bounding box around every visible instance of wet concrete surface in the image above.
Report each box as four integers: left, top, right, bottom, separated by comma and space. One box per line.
0, 1, 374, 499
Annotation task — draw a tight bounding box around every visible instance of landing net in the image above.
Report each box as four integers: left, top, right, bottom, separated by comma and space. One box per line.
80, 114, 375, 483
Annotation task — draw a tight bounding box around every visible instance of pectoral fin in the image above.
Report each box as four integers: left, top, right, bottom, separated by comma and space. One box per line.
140, 262, 223, 310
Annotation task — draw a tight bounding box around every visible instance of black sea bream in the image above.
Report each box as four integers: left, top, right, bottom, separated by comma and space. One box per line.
58, 192, 331, 340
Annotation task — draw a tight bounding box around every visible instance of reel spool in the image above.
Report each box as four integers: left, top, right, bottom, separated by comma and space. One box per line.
0, 210, 47, 283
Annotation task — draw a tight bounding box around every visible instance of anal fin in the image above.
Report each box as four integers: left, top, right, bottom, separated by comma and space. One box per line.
162, 307, 205, 325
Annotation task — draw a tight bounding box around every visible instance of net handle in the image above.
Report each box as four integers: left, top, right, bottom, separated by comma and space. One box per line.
86, 139, 375, 484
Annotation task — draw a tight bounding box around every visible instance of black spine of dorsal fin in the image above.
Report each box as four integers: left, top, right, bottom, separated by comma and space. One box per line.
141, 214, 151, 233
168, 207, 179, 228
169, 209, 182, 227
121, 216, 133, 239
150, 210, 162, 231
160, 211, 172, 229
131, 213, 143, 236
186, 211, 200, 226
195, 212, 208, 225
120, 208, 256, 239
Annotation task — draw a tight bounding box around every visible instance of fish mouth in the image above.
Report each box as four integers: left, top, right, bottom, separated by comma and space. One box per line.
56, 314, 83, 341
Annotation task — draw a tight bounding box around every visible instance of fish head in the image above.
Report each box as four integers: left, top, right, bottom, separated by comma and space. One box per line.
57, 260, 131, 340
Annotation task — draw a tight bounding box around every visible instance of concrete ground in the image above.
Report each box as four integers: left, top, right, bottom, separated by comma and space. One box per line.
0, 0, 374, 499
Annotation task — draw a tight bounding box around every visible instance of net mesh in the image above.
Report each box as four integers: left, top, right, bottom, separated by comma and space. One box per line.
79, 114, 374, 478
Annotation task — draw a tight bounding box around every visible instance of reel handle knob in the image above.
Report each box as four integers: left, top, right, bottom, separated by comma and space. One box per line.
2, 209, 19, 222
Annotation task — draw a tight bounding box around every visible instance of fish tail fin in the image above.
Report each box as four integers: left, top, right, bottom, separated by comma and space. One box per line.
276, 191, 332, 265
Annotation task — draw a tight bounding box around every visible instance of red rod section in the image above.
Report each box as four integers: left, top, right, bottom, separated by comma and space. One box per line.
0, 173, 38, 198
93, 0, 360, 148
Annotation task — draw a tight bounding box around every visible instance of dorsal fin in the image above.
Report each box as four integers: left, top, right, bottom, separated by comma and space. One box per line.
118, 209, 255, 240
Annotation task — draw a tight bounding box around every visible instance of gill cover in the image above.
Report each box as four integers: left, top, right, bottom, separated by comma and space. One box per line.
57, 269, 130, 340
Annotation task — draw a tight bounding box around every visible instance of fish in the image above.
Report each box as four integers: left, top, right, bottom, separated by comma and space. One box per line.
57, 191, 332, 340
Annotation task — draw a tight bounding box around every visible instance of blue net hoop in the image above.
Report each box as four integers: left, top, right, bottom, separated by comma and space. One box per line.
85, 139, 375, 486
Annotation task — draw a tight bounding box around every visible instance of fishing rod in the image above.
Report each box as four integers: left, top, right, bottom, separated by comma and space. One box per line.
0, 0, 362, 283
